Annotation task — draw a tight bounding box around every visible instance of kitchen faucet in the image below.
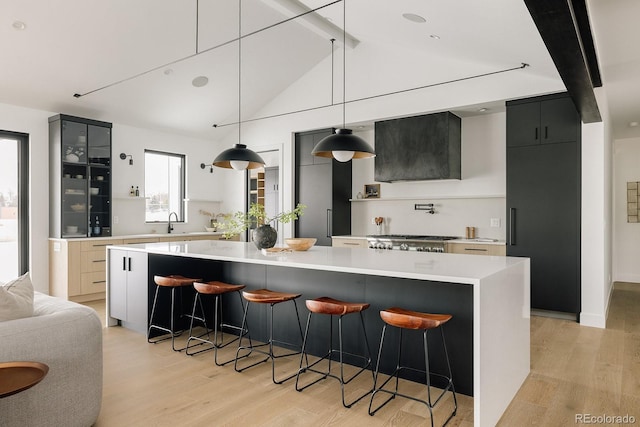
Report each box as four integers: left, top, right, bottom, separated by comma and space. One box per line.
168, 211, 178, 233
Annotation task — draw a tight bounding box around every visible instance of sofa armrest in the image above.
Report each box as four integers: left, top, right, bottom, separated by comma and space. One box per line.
0, 292, 103, 427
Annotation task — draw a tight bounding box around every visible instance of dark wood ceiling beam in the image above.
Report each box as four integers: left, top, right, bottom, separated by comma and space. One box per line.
523, 0, 602, 123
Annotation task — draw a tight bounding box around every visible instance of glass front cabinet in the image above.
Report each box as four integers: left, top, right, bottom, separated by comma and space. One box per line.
49, 114, 112, 238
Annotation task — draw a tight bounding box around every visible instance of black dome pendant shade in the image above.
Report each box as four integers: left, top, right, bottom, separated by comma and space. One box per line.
212, 144, 265, 170
311, 128, 375, 161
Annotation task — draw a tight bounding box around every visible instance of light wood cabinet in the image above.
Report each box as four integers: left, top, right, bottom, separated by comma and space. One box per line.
447, 242, 506, 256
50, 234, 230, 302
332, 238, 368, 248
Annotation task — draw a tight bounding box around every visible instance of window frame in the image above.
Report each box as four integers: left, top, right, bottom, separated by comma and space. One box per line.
144, 149, 186, 223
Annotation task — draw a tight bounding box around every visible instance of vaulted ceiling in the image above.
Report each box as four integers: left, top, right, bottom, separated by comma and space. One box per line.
0, 0, 636, 140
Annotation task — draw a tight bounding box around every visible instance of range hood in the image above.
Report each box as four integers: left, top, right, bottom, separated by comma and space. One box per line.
374, 112, 461, 182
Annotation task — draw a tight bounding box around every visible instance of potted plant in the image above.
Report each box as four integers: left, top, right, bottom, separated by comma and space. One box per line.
219, 203, 305, 249
198, 209, 228, 231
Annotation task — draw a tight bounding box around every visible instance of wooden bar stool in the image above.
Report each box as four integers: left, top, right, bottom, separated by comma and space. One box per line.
234, 288, 305, 384
185, 281, 249, 365
147, 275, 201, 351
295, 296, 375, 408
368, 307, 457, 427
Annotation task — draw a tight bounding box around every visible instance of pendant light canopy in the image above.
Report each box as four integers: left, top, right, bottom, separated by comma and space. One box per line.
212, 0, 265, 171
312, 0, 374, 162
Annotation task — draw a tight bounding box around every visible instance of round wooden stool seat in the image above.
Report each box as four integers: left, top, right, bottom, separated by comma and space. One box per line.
305, 296, 370, 315
154, 275, 201, 287
380, 307, 452, 330
193, 281, 245, 295
242, 288, 301, 304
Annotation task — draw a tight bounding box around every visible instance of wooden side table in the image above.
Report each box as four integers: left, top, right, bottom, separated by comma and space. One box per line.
0, 361, 49, 398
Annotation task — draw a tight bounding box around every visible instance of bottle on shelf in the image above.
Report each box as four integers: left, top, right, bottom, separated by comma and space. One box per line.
129, 186, 135, 196
135, 186, 139, 197
93, 216, 101, 236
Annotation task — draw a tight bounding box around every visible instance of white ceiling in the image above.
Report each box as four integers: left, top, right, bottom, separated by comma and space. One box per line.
0, 0, 635, 140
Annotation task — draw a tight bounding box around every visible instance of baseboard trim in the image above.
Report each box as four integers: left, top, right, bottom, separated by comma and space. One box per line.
531, 309, 576, 321
579, 312, 606, 328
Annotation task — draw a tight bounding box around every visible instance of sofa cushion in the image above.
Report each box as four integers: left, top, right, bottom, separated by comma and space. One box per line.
0, 272, 34, 321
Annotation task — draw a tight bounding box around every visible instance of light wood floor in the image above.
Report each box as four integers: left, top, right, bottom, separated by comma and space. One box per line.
83, 283, 640, 426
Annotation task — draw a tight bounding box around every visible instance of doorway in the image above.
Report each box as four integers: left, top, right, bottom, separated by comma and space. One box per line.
0, 131, 29, 282
246, 149, 281, 243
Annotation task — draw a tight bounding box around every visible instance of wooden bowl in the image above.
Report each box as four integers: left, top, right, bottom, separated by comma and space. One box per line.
285, 238, 317, 251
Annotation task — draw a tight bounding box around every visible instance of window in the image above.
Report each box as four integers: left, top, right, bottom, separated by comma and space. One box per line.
0, 131, 29, 282
145, 150, 185, 222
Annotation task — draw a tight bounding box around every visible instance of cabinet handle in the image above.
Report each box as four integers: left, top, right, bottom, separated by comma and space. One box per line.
535, 127, 538, 140
509, 208, 516, 246
343, 242, 360, 246
465, 248, 488, 252
326, 209, 332, 238
544, 126, 548, 139
93, 259, 105, 263
92, 280, 106, 284
122, 256, 126, 271
127, 257, 132, 271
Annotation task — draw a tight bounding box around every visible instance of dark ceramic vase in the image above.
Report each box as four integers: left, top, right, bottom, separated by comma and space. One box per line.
252, 224, 277, 249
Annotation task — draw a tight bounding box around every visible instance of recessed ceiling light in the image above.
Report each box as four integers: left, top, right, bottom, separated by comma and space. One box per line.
630, 121, 639, 127
402, 13, 426, 23
430, 34, 441, 40
478, 108, 489, 113
12, 21, 26, 30
192, 76, 209, 88
164, 68, 173, 75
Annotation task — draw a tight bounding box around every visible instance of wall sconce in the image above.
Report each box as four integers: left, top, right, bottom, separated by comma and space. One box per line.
119, 153, 133, 165
200, 163, 214, 173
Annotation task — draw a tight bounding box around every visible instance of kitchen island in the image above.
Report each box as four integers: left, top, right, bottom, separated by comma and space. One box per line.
106, 239, 529, 427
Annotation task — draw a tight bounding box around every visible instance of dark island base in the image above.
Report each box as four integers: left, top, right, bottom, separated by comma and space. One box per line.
147, 254, 474, 396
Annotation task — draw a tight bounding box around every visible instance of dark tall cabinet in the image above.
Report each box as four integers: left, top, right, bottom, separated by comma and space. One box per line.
49, 114, 112, 238
295, 128, 352, 246
506, 93, 581, 316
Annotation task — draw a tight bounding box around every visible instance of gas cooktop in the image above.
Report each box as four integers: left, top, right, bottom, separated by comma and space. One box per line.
366, 234, 458, 241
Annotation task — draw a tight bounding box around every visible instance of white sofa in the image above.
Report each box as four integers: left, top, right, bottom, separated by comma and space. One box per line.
0, 292, 102, 427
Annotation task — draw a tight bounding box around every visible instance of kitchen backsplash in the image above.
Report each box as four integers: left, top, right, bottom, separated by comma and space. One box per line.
350, 197, 506, 240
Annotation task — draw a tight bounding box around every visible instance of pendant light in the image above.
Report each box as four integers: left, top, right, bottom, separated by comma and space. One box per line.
312, 0, 374, 162
213, 0, 265, 170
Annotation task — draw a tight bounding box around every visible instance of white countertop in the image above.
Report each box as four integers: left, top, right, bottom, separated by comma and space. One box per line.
50, 231, 225, 241
111, 240, 527, 285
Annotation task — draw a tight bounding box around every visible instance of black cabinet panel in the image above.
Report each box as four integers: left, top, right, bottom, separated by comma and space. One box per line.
297, 163, 332, 246
295, 128, 351, 246
507, 143, 580, 313
540, 97, 580, 145
506, 93, 580, 147
506, 92, 580, 315
506, 102, 540, 147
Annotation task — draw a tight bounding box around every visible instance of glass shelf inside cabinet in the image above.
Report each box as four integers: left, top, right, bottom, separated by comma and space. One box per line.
62, 120, 88, 164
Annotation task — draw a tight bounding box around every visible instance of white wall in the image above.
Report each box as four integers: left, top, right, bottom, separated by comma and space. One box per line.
613, 136, 640, 283
110, 123, 224, 235
580, 87, 613, 328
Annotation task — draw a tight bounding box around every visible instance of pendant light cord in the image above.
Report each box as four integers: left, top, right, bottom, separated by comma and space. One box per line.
195, 0, 199, 54
238, 0, 242, 143
330, 38, 335, 105
342, 0, 346, 129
